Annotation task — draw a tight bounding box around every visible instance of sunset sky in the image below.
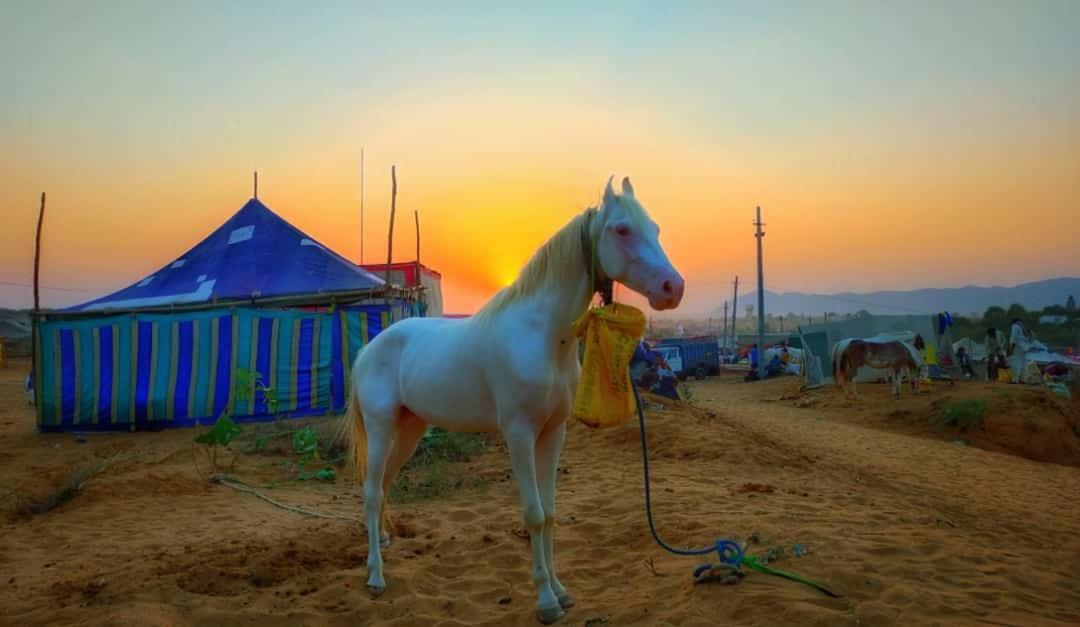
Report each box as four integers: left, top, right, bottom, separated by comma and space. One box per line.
2, 2, 1078, 316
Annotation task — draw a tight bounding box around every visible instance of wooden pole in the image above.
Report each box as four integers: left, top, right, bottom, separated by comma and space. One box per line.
34, 193, 45, 313
31, 192, 46, 414
385, 165, 397, 296
413, 209, 422, 313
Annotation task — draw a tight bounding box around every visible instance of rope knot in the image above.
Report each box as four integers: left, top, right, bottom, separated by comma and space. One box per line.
714, 540, 744, 568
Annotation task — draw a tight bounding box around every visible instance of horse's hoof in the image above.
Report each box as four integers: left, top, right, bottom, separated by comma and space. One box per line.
557, 592, 575, 609
537, 605, 566, 624
367, 584, 386, 597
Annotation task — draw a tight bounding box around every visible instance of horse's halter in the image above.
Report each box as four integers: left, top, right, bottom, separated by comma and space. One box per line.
581, 208, 614, 306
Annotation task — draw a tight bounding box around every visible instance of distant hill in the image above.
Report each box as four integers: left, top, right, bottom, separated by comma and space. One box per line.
730, 277, 1080, 317
0, 308, 31, 339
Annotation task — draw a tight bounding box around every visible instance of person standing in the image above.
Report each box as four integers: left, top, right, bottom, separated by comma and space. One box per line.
985, 327, 1002, 381
956, 346, 976, 379
1008, 318, 1031, 384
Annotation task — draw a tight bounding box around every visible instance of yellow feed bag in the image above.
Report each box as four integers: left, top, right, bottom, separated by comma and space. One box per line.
571, 303, 646, 428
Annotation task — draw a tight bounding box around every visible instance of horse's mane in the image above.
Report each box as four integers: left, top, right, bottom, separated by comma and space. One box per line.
471, 208, 594, 324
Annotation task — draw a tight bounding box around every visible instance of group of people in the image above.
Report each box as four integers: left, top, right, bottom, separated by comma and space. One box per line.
984, 318, 1035, 384
632, 345, 680, 400
745, 343, 791, 382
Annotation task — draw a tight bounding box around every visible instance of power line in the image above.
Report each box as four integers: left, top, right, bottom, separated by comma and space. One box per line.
0, 280, 96, 293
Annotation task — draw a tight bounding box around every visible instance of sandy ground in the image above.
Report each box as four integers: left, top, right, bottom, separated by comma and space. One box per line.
2, 358, 1079, 627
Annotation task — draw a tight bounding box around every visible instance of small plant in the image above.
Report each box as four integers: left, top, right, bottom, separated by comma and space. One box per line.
678, 381, 695, 404
234, 369, 278, 414
936, 399, 986, 431
193, 414, 241, 474
296, 468, 336, 482
292, 427, 320, 463
410, 428, 486, 466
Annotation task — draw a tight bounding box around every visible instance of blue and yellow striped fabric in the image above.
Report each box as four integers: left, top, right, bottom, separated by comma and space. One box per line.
36, 304, 395, 431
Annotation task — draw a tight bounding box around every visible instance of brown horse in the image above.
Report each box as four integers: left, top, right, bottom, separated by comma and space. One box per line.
833, 339, 921, 399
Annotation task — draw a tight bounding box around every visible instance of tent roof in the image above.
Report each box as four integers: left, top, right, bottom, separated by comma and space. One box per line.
71, 198, 385, 312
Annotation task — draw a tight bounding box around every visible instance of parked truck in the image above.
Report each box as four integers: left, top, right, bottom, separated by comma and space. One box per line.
654, 336, 721, 378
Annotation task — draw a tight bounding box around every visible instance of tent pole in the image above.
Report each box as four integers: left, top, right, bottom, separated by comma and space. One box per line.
385, 165, 397, 304
32, 192, 46, 420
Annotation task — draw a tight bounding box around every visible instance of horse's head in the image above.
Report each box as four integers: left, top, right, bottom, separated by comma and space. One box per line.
594, 176, 684, 310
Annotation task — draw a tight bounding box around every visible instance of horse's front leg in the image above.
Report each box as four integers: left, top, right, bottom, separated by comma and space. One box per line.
536, 419, 572, 610
505, 422, 563, 624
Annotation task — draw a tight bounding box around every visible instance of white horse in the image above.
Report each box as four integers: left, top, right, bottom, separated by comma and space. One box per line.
344, 176, 683, 623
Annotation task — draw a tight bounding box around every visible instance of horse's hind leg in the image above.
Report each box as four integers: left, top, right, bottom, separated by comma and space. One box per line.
378, 410, 428, 546
363, 408, 397, 595
536, 419, 572, 610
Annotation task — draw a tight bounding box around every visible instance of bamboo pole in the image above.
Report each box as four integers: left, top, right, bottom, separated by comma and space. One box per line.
385, 166, 397, 300
34, 193, 45, 312
31, 192, 46, 415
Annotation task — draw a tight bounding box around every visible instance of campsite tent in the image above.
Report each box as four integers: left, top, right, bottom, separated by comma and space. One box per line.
361, 262, 443, 317
33, 197, 421, 432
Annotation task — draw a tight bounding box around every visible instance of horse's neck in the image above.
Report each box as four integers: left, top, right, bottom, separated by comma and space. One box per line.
542, 272, 594, 334
489, 217, 597, 338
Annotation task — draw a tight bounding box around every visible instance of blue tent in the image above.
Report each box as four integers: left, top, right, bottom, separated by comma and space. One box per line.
73, 198, 385, 311
34, 197, 416, 432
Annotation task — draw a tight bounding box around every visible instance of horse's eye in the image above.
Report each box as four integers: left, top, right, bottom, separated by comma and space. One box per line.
615, 225, 631, 237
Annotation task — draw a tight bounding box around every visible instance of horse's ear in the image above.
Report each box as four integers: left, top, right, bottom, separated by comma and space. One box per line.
603, 175, 616, 206
621, 176, 634, 197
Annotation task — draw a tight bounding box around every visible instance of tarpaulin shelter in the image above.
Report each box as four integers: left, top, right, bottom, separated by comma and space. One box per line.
33, 197, 422, 432
360, 262, 443, 316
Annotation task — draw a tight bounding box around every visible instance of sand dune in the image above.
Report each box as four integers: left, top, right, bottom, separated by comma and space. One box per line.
1, 362, 1078, 626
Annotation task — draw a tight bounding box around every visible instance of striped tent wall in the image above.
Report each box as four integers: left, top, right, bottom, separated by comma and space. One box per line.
36, 304, 394, 432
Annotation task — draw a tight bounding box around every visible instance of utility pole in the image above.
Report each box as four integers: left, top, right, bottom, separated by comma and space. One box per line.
253, 171, 258, 199
721, 300, 729, 351
730, 276, 739, 358
754, 206, 766, 380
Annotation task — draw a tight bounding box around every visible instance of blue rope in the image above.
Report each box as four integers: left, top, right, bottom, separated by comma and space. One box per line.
631, 374, 743, 571
631, 372, 841, 598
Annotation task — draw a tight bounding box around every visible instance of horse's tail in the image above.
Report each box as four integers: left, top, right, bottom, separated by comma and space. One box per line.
833, 339, 855, 384
342, 372, 394, 533
831, 340, 845, 381
343, 382, 367, 486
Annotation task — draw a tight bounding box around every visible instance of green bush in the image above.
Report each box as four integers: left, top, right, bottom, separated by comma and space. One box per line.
409, 427, 486, 467
937, 399, 986, 431
389, 428, 488, 503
